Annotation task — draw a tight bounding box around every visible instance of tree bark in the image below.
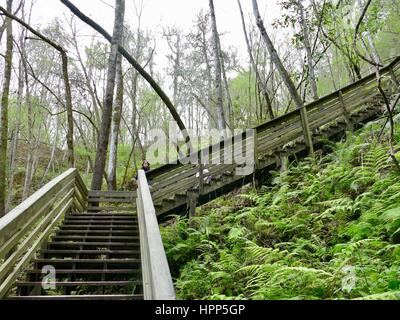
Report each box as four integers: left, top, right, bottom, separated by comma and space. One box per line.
209, 0, 226, 136
69, 24, 101, 127
40, 116, 60, 187
107, 54, 124, 190
298, 0, 318, 100
61, 53, 75, 167
21, 51, 34, 201
6, 59, 23, 212
90, 0, 125, 191
355, 0, 382, 65
217, 32, 234, 128
252, 0, 314, 156
0, 0, 13, 217
237, 0, 274, 120
199, 17, 214, 129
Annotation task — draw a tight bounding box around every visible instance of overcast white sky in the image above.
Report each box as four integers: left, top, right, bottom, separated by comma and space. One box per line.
22, 1, 281, 66
27, 0, 281, 35
0, 0, 284, 76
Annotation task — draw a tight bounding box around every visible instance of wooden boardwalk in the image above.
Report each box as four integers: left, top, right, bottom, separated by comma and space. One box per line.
1, 57, 399, 300
148, 57, 400, 220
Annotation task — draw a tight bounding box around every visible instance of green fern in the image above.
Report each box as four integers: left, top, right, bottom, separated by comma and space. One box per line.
162, 121, 400, 300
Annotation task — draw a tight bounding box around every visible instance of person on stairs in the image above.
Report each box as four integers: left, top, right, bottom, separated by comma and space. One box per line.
135, 160, 152, 188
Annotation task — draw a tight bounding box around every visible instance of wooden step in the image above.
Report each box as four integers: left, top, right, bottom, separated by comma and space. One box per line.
72, 212, 136, 217
26, 269, 141, 275
42, 249, 140, 257
52, 235, 140, 241
34, 258, 140, 263
16, 280, 142, 287
63, 219, 136, 224
88, 191, 136, 198
48, 241, 140, 249
86, 207, 135, 212
67, 215, 136, 220
61, 223, 137, 228
88, 198, 134, 203
57, 229, 138, 235
33, 258, 141, 269
59, 225, 137, 230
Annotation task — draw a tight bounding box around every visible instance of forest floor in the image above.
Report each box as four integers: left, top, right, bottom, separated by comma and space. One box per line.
161, 117, 400, 300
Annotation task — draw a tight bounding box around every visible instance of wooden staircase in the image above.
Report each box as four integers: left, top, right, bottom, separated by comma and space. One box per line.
147, 57, 400, 220
148, 95, 389, 220
6, 192, 142, 300
0, 57, 399, 300
0, 173, 174, 300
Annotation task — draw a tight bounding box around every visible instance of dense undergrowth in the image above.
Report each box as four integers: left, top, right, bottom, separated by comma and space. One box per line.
161, 120, 400, 300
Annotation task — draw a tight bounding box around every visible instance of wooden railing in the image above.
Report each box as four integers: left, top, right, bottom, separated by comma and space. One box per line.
136, 170, 175, 300
0, 168, 87, 298
146, 56, 400, 207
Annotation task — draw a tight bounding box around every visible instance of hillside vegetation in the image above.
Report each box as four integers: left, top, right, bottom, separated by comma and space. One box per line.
161, 119, 400, 300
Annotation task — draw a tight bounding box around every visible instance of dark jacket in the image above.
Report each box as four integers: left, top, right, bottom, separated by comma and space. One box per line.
135, 166, 150, 180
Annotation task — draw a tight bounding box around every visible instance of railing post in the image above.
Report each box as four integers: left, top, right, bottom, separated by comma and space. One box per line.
253, 128, 259, 171
338, 90, 354, 131
198, 163, 204, 194
187, 188, 199, 218
253, 128, 259, 188
299, 106, 315, 158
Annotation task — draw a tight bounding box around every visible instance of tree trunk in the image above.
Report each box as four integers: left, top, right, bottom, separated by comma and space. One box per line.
121, 144, 135, 189
90, 0, 125, 191
252, 0, 314, 157
61, 52, 75, 167
0, 0, 13, 217
355, 0, 381, 65
298, 0, 318, 100
6, 59, 23, 212
200, 20, 214, 129
21, 55, 34, 201
209, 0, 226, 136
217, 33, 234, 128
107, 54, 124, 190
74, 117, 95, 171
237, 0, 274, 120
70, 27, 101, 127
40, 116, 60, 187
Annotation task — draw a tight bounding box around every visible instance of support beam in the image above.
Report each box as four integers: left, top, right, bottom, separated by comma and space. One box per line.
338, 90, 354, 131
186, 189, 199, 218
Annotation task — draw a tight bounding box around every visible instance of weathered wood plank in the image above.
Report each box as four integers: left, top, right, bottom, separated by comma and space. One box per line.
137, 170, 175, 300
0, 179, 75, 260
0, 198, 73, 298
87, 198, 135, 203
87, 206, 135, 212
88, 190, 136, 197
0, 169, 76, 246
0, 189, 74, 284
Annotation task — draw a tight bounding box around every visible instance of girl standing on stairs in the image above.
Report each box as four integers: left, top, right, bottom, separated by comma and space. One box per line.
135, 160, 152, 188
